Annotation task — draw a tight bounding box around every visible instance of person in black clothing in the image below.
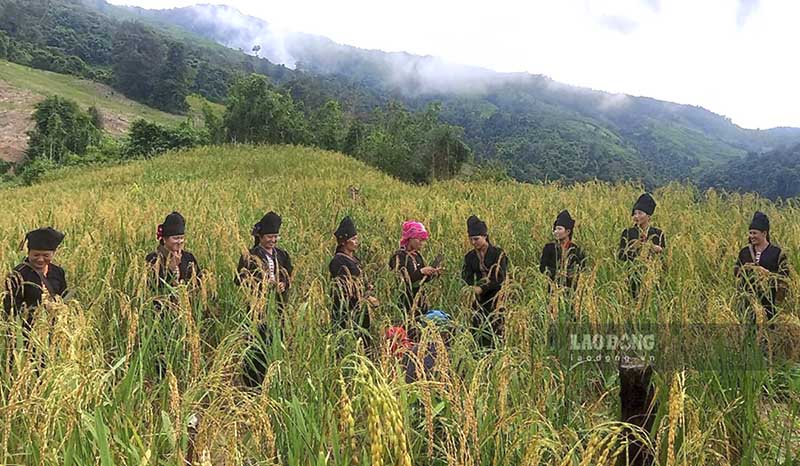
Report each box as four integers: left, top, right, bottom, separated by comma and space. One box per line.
3, 227, 68, 331
329, 216, 379, 340
389, 220, 442, 320
734, 211, 790, 321
146, 212, 202, 307
619, 359, 657, 466
236, 211, 293, 316
462, 215, 509, 349
539, 210, 587, 293
618, 193, 666, 298
236, 211, 293, 387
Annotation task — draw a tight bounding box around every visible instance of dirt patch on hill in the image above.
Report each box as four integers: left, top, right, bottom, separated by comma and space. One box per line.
0, 80, 138, 163
0, 81, 37, 162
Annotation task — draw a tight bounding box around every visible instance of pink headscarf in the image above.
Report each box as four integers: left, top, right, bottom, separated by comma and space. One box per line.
400, 220, 430, 248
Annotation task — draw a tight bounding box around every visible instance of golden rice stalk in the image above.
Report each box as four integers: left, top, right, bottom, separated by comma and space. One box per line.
667, 371, 686, 466
167, 368, 183, 458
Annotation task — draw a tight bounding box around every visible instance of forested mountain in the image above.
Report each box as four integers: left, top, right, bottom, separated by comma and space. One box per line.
698, 143, 800, 200
2, 0, 799, 196
110, 3, 800, 187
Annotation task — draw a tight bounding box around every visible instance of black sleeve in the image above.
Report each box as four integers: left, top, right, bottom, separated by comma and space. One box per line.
480, 250, 508, 294
576, 246, 588, 269
618, 230, 629, 261
657, 230, 666, 249
329, 256, 342, 279
539, 244, 554, 278
282, 251, 293, 288
390, 251, 425, 284
330, 255, 354, 280
145, 252, 165, 288
461, 254, 474, 285
54, 266, 67, 297
186, 252, 202, 281
3, 271, 22, 316
408, 254, 425, 283
777, 250, 790, 277
145, 252, 158, 266
235, 253, 249, 286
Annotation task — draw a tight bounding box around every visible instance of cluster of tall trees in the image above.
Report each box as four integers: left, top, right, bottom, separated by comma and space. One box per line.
19, 73, 471, 185
0, 0, 292, 113
698, 144, 800, 200
15, 93, 208, 185
111, 23, 190, 113
1, 0, 470, 183
219, 75, 470, 183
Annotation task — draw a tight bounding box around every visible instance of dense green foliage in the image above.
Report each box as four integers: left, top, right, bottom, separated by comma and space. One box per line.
349, 102, 470, 183
26, 95, 101, 163
699, 144, 800, 200
222, 74, 310, 145
221, 75, 470, 183
0, 0, 293, 113
125, 119, 206, 158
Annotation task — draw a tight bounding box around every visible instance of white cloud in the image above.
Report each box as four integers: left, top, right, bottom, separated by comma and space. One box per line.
108, 0, 800, 129
736, 0, 760, 27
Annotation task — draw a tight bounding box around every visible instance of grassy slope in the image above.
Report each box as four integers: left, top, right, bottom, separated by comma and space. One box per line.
0, 60, 182, 127
0, 146, 798, 464
0, 60, 224, 162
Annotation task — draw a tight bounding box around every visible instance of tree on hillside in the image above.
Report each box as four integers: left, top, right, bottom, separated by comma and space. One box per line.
125, 119, 204, 158
26, 95, 100, 162
112, 21, 164, 103
342, 119, 366, 155
191, 61, 230, 103
698, 144, 800, 199
349, 101, 470, 183
311, 100, 346, 151
223, 74, 309, 145
88, 105, 104, 130
151, 42, 190, 113
201, 103, 225, 145
424, 125, 471, 180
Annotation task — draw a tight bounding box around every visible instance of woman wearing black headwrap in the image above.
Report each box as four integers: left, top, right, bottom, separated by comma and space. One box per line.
539, 210, 587, 293
734, 211, 790, 320
329, 216, 378, 339
618, 193, 666, 297
145, 212, 203, 378
237, 211, 293, 387
236, 211, 293, 314
462, 215, 509, 349
146, 211, 202, 292
3, 227, 68, 331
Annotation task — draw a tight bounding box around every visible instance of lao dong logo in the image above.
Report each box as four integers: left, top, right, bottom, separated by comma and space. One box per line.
569, 333, 656, 352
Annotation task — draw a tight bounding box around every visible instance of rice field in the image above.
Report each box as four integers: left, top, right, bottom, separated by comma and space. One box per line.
1, 145, 798, 465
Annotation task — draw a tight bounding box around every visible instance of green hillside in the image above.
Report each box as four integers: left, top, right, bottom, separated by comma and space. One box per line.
122, 3, 800, 179
0, 59, 184, 161
3, 0, 800, 196
0, 60, 226, 163
1, 145, 798, 464
0, 60, 182, 126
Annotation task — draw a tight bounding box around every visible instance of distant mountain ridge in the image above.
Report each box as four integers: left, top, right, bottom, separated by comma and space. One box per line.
3, 0, 798, 196
111, 2, 800, 187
